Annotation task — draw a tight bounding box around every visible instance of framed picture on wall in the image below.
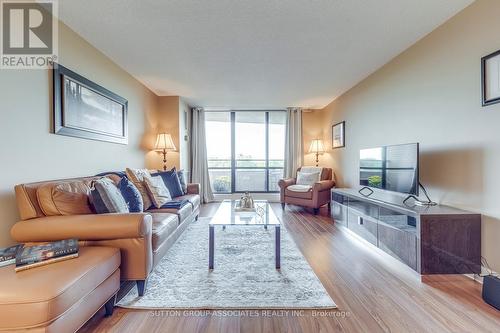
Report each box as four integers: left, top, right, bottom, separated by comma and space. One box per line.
481, 50, 500, 106
53, 63, 128, 144
332, 121, 345, 149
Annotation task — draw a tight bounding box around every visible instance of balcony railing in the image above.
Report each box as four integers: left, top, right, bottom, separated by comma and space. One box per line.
208, 159, 284, 193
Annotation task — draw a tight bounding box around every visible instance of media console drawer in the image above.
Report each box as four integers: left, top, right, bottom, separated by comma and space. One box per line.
347, 209, 378, 246
377, 221, 417, 270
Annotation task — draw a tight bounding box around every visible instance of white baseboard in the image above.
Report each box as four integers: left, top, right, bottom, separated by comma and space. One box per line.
465, 267, 500, 284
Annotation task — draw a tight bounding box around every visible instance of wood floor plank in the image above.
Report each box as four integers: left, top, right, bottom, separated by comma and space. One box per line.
79, 202, 500, 333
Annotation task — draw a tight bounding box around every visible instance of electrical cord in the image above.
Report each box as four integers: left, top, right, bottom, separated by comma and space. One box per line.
418, 182, 437, 206
403, 182, 437, 207
481, 257, 499, 277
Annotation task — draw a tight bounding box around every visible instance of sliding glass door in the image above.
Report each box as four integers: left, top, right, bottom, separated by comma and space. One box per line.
206, 111, 286, 193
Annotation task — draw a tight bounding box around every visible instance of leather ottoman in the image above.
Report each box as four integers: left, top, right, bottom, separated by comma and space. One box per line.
0, 247, 120, 333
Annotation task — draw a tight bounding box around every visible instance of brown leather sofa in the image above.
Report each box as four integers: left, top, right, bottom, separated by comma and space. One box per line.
10, 175, 200, 296
278, 167, 335, 214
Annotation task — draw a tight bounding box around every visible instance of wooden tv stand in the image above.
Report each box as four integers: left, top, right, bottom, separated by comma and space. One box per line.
331, 188, 481, 276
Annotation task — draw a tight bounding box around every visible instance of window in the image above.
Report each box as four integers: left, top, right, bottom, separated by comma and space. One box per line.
206, 112, 231, 193
206, 111, 286, 193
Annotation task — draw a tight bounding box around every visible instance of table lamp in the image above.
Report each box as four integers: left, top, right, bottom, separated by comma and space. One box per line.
308, 139, 325, 167
154, 133, 177, 171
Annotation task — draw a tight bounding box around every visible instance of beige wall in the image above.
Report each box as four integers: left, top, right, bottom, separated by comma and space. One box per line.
302, 110, 324, 167
147, 96, 181, 170
312, 0, 500, 272
0, 21, 159, 246
147, 96, 191, 172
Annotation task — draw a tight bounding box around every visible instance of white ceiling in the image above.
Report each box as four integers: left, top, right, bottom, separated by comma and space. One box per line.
59, 0, 473, 109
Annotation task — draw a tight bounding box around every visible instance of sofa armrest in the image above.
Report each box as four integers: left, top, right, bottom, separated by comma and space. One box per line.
313, 180, 335, 192
278, 178, 296, 189
11, 213, 153, 243
187, 183, 200, 195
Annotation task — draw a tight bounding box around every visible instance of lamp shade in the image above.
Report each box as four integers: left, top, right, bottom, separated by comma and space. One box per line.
154, 133, 177, 151
308, 139, 325, 154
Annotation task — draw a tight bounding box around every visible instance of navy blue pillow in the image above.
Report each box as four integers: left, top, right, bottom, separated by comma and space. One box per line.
95, 171, 127, 178
117, 177, 144, 212
152, 168, 184, 198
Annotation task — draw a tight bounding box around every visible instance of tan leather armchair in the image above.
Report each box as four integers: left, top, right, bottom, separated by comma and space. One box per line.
278, 167, 335, 214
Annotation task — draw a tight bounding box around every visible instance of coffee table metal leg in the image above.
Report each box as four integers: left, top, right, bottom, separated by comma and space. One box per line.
209, 225, 214, 269
275, 225, 280, 269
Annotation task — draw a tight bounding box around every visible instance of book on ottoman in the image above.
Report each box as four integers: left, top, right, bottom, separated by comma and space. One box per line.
0, 244, 22, 267
15, 239, 79, 272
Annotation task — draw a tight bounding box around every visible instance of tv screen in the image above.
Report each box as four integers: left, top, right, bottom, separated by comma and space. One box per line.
359, 143, 419, 195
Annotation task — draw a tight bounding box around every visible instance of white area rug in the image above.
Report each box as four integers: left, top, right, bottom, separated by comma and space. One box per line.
117, 217, 336, 309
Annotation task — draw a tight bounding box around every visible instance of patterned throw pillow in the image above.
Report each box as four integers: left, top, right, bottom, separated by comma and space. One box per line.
144, 174, 173, 208
89, 178, 129, 214
177, 169, 187, 194
117, 177, 144, 212
151, 167, 184, 198
125, 168, 153, 210
296, 171, 320, 186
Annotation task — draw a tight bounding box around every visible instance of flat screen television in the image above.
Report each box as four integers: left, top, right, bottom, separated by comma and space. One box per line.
359, 143, 419, 196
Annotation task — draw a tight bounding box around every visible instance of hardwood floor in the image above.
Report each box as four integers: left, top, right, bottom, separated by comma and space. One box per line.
80, 203, 500, 333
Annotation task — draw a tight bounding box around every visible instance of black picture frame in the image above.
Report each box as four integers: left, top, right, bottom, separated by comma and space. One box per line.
53, 63, 128, 144
481, 49, 500, 107
332, 121, 345, 149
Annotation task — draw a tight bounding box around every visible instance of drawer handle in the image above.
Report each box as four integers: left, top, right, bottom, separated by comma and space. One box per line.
358, 217, 364, 225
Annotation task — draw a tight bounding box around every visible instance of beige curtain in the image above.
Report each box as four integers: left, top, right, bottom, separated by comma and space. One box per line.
190, 108, 214, 203
284, 107, 303, 178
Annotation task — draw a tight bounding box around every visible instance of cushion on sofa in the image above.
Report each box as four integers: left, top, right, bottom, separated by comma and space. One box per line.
125, 168, 153, 210
117, 177, 143, 212
175, 194, 200, 211
147, 203, 193, 224
36, 180, 93, 216
151, 168, 184, 198
89, 178, 129, 214
150, 213, 179, 251
144, 174, 172, 208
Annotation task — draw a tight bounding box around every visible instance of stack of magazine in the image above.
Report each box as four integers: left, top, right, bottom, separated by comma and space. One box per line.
0, 239, 79, 272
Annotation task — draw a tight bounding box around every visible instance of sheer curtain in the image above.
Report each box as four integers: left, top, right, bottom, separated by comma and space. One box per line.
190, 108, 214, 203
284, 107, 303, 178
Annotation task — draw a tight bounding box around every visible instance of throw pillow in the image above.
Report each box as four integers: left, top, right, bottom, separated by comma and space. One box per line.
151, 168, 184, 198
37, 180, 94, 216
296, 171, 320, 186
177, 169, 188, 194
144, 174, 173, 208
89, 178, 129, 214
117, 177, 144, 212
125, 168, 153, 210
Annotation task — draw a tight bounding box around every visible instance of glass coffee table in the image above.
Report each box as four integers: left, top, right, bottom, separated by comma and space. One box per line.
209, 200, 281, 270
